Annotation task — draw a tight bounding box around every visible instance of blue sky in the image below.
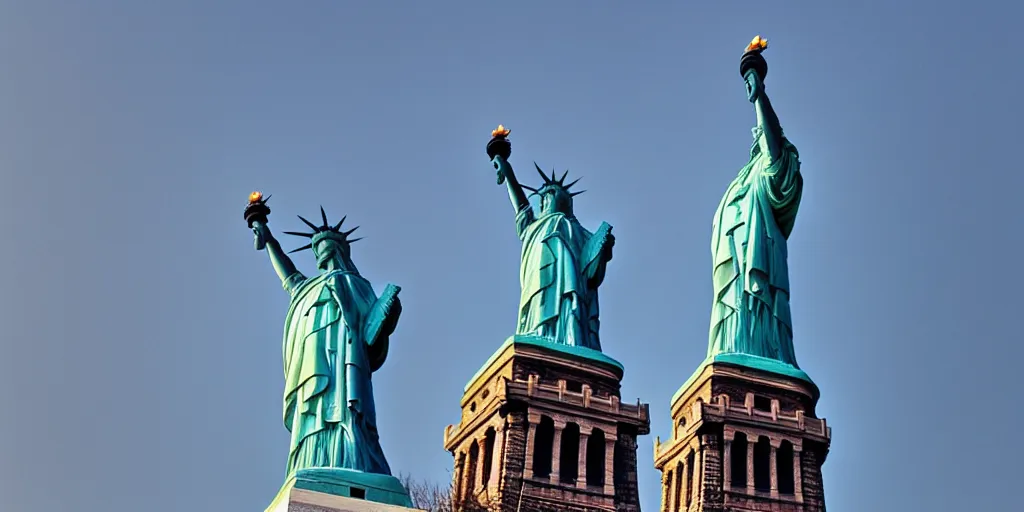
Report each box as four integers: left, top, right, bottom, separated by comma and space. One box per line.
0, 1, 1020, 511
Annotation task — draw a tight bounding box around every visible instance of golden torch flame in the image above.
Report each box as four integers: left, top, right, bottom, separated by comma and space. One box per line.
746, 35, 768, 53
491, 124, 511, 139
249, 191, 263, 204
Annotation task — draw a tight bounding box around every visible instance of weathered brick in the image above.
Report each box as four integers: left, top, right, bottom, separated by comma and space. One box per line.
800, 443, 827, 512
697, 434, 723, 512
613, 431, 641, 512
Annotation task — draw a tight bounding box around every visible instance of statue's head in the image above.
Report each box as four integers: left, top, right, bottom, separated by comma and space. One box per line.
284, 207, 362, 271
523, 164, 584, 216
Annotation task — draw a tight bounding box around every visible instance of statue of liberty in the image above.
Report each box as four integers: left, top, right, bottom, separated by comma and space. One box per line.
486, 127, 615, 351
707, 36, 804, 369
245, 196, 401, 480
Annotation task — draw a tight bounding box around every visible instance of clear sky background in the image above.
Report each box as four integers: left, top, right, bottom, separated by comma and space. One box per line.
0, 1, 1020, 511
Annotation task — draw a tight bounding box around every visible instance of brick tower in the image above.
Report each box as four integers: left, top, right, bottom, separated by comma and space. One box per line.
444, 335, 650, 512
653, 359, 830, 512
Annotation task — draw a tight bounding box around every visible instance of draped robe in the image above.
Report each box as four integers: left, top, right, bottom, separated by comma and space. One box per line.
279, 269, 401, 477
515, 205, 613, 351
708, 130, 803, 366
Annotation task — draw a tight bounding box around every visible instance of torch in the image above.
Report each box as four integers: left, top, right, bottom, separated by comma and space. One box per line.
740, 35, 769, 81
487, 124, 512, 185
244, 191, 272, 250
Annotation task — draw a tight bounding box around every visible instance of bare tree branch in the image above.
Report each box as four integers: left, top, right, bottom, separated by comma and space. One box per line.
397, 473, 456, 512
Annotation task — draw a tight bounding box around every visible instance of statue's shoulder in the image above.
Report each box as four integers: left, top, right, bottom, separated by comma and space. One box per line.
324, 270, 373, 289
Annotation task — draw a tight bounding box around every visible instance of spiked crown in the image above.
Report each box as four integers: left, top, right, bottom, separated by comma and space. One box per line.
284, 206, 362, 254
522, 163, 585, 199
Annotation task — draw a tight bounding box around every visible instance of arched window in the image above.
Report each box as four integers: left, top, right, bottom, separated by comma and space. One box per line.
559, 423, 581, 484
730, 432, 748, 488
467, 442, 480, 493
685, 450, 694, 507
777, 440, 795, 495
532, 416, 554, 478
482, 427, 496, 486
586, 429, 606, 487
754, 436, 771, 492
455, 451, 467, 502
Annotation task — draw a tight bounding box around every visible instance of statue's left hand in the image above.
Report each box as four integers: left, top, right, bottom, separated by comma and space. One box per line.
744, 69, 763, 103
604, 232, 616, 260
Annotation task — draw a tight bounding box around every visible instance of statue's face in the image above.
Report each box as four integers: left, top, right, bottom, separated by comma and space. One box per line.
315, 238, 349, 269
541, 187, 573, 215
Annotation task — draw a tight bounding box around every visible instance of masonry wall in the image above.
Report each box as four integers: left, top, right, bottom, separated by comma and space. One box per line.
613, 430, 641, 512
697, 433, 723, 512
497, 409, 528, 512
800, 442, 827, 512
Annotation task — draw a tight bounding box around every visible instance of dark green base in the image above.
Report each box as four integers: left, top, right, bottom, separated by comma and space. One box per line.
267, 468, 414, 510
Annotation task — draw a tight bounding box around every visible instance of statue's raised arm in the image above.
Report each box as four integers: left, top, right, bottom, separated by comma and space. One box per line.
486, 125, 531, 217
706, 36, 804, 371
742, 36, 786, 167
244, 192, 305, 290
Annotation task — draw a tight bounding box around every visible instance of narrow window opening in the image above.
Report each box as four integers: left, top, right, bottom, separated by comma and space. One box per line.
685, 450, 694, 507
532, 416, 554, 478
481, 428, 496, 485
586, 429, 606, 487
730, 433, 748, 488
559, 423, 581, 484
467, 442, 480, 493
777, 441, 795, 495
455, 452, 467, 502
754, 436, 771, 492
753, 395, 771, 412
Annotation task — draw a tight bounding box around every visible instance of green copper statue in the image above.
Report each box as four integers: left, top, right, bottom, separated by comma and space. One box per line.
245, 194, 401, 479
486, 126, 615, 351
707, 37, 804, 368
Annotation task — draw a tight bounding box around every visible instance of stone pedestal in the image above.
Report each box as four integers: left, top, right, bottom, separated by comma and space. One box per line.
268, 488, 423, 512
443, 335, 650, 512
654, 358, 831, 512
266, 468, 420, 512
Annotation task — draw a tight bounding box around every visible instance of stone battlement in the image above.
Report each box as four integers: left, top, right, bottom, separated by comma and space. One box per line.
509, 375, 649, 421
446, 374, 650, 446
655, 393, 830, 461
